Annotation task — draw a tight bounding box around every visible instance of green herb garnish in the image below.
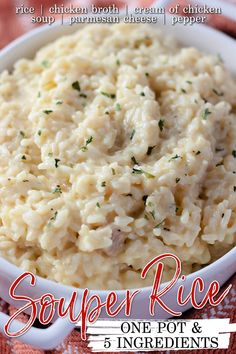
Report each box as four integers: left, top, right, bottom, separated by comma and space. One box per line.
216, 161, 224, 167
41, 60, 49, 68
232, 150, 236, 158
115, 103, 121, 111
54, 158, 60, 168
101, 181, 106, 187
131, 156, 139, 165
147, 146, 156, 156
176, 177, 180, 183
81, 136, 93, 152
212, 89, 224, 96
132, 167, 155, 179
154, 219, 166, 229
158, 119, 165, 132
201, 108, 211, 120
101, 92, 116, 99
43, 110, 53, 115
168, 154, 181, 162
50, 211, 58, 222
21, 155, 26, 160
53, 185, 62, 194
130, 129, 136, 140
72, 81, 81, 92
150, 210, 155, 220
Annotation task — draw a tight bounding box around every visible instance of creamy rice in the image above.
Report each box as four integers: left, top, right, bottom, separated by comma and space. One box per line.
0, 24, 235, 290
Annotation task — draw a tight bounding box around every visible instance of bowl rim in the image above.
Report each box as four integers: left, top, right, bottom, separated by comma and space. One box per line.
0, 20, 235, 295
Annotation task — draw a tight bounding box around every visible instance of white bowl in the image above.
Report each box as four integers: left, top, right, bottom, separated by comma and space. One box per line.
0, 21, 235, 350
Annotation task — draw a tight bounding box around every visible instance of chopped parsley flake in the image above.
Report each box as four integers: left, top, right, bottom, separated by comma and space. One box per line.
72, 81, 81, 92
54, 158, 60, 168
132, 167, 155, 179
145, 72, 149, 77
150, 210, 155, 220
37, 130, 42, 136
56, 100, 63, 105
130, 129, 136, 140
195, 150, 201, 155
176, 177, 180, 183
154, 219, 166, 229
20, 131, 25, 138
186, 80, 192, 84
115, 103, 121, 111
101, 181, 106, 187
234, 186, 236, 192
105, 111, 110, 115
43, 110, 53, 115
140, 92, 145, 97
158, 119, 165, 132
181, 88, 186, 93
50, 211, 58, 222
101, 91, 116, 99
41, 60, 49, 67
232, 150, 236, 158
111, 168, 116, 175
147, 146, 156, 156
81, 136, 93, 152
201, 108, 211, 120
131, 156, 139, 165
21, 155, 26, 160
116, 59, 120, 66
212, 88, 224, 96
168, 154, 181, 162
216, 161, 224, 167
53, 185, 62, 194
96, 202, 101, 208
80, 93, 87, 98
